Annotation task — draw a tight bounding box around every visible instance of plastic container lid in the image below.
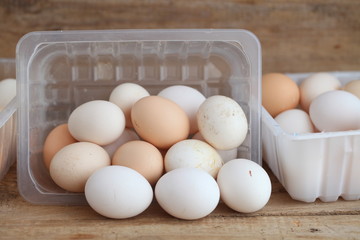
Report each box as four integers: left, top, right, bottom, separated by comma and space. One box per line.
16, 29, 261, 205
262, 71, 360, 202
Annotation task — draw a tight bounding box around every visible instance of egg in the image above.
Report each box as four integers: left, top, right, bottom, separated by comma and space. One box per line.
164, 139, 223, 178
112, 140, 164, 185
155, 167, 220, 220
309, 90, 360, 132
274, 109, 314, 134
262, 73, 300, 117
299, 72, 341, 112
103, 128, 140, 158
0, 78, 16, 111
197, 95, 248, 150
131, 96, 190, 149
68, 100, 125, 146
343, 80, 360, 98
217, 159, 272, 213
85, 166, 153, 219
158, 85, 206, 134
109, 82, 150, 128
49, 142, 110, 192
43, 123, 78, 170
192, 132, 237, 164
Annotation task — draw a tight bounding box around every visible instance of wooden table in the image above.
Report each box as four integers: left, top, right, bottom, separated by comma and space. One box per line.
1, 162, 360, 240
1, 0, 360, 239
0, 0, 359, 74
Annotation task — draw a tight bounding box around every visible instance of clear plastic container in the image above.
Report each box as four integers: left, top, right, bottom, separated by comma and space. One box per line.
0, 58, 16, 181
262, 71, 360, 203
16, 29, 261, 205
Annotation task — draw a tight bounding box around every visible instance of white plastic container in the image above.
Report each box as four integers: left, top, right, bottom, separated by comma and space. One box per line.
16, 29, 261, 205
0, 58, 16, 181
262, 71, 360, 203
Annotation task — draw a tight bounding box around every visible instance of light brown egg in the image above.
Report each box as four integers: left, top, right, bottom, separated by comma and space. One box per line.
262, 73, 300, 117
343, 80, 360, 99
112, 140, 164, 186
50, 142, 110, 192
299, 72, 341, 112
131, 96, 190, 149
43, 123, 77, 170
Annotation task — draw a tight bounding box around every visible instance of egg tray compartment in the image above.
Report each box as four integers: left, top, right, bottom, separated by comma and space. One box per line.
0, 58, 17, 181
262, 71, 360, 203
17, 30, 261, 205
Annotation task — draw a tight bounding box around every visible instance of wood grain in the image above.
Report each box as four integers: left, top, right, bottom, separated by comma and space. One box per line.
0, 0, 359, 73
1, 1, 360, 239
1, 163, 360, 240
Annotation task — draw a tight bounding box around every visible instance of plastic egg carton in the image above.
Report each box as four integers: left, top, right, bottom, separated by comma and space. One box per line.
16, 29, 261, 205
262, 71, 360, 203
0, 58, 16, 181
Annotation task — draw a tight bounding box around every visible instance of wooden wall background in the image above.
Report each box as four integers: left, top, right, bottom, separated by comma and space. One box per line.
0, 0, 359, 74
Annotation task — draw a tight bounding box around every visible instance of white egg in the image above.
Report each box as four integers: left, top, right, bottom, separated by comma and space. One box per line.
299, 72, 341, 112
192, 132, 237, 163
85, 166, 153, 219
217, 159, 272, 213
309, 90, 360, 132
155, 167, 220, 220
0, 78, 16, 111
275, 109, 314, 134
164, 139, 223, 178
103, 128, 140, 158
158, 85, 205, 134
109, 82, 150, 128
68, 100, 125, 146
197, 95, 248, 150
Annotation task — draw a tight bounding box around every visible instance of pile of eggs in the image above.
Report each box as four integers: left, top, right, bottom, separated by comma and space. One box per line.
0, 78, 16, 111
262, 72, 360, 133
43, 83, 271, 220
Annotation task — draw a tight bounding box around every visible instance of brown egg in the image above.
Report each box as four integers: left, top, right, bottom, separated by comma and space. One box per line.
131, 96, 190, 149
112, 140, 164, 185
43, 123, 77, 170
262, 73, 300, 117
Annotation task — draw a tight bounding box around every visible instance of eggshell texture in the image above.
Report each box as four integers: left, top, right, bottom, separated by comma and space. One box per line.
68, 100, 125, 146
274, 109, 314, 134
158, 85, 206, 134
112, 140, 164, 185
192, 132, 237, 164
299, 72, 341, 112
50, 142, 110, 192
0, 78, 16, 111
197, 95, 248, 150
343, 80, 360, 98
164, 139, 223, 178
309, 90, 360, 132
131, 96, 190, 149
109, 83, 150, 128
217, 159, 272, 213
85, 166, 153, 219
103, 128, 140, 158
262, 73, 300, 117
155, 167, 220, 220
43, 123, 78, 170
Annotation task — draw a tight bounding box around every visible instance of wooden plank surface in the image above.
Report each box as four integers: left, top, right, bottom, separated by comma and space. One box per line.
1, 0, 360, 239
1, 163, 360, 240
0, 0, 359, 73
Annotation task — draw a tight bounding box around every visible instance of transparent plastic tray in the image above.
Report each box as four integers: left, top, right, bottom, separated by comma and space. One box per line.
262, 71, 360, 202
16, 29, 261, 205
0, 58, 16, 181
